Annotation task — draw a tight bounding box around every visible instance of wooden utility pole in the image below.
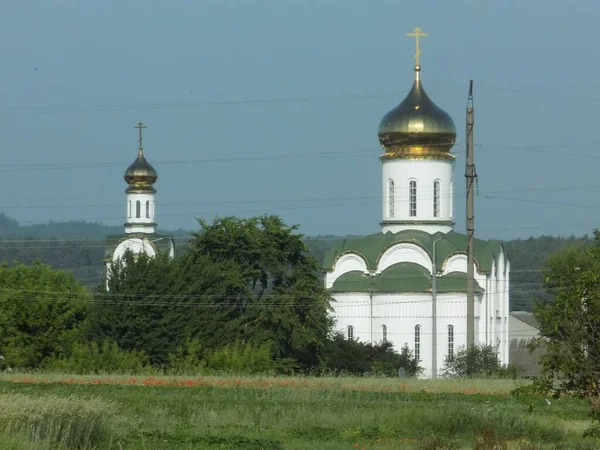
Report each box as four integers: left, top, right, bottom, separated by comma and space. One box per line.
466, 81, 476, 349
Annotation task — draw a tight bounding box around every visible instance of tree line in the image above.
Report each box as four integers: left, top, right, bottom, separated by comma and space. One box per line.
0, 212, 592, 312
0, 215, 421, 376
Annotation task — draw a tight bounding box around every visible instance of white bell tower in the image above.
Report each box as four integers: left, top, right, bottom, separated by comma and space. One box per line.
377, 62, 457, 235
124, 122, 157, 234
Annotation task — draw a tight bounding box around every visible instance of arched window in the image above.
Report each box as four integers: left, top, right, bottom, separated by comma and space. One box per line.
136, 201, 141, 218
414, 325, 421, 361
347, 325, 354, 340
388, 180, 395, 218
146, 200, 150, 218
433, 180, 440, 217
382, 324, 387, 343
128, 201, 131, 218
448, 324, 454, 359
450, 179, 454, 218
409, 180, 417, 217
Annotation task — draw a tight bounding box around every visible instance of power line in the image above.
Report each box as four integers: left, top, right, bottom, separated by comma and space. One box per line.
2, 181, 600, 210
2, 81, 600, 115
0, 141, 599, 174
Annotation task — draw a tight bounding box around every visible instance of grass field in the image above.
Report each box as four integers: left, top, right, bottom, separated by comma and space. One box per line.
0, 373, 597, 449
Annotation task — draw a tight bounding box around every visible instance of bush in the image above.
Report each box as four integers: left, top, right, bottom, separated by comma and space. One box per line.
442, 344, 518, 378
203, 341, 283, 375
0, 393, 116, 449
167, 338, 206, 374
45, 340, 149, 375
371, 344, 423, 378
321, 333, 423, 377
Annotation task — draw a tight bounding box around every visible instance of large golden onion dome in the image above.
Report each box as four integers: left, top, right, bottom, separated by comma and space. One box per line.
124, 147, 157, 193
378, 65, 456, 160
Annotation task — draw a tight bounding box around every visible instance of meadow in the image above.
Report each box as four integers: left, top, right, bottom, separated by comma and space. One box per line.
0, 373, 597, 449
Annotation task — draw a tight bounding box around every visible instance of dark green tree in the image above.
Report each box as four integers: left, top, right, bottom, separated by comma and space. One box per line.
188, 216, 333, 369
87, 251, 185, 366
532, 231, 600, 411
0, 261, 88, 368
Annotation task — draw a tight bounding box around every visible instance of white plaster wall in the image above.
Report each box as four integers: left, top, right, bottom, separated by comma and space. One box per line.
381, 159, 453, 234
125, 192, 156, 233
112, 238, 157, 262
326, 253, 369, 288
376, 243, 432, 275
331, 293, 372, 343
442, 254, 467, 274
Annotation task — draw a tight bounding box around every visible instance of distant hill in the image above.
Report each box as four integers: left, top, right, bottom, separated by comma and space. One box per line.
0, 213, 593, 311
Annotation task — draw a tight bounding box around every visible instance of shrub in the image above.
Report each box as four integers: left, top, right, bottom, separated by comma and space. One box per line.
442, 344, 518, 378
321, 333, 423, 377
167, 338, 206, 374
203, 341, 283, 375
45, 340, 149, 375
371, 343, 423, 378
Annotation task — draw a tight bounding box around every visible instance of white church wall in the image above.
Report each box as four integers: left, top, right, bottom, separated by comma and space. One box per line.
330, 293, 372, 342
442, 254, 467, 274
381, 159, 453, 234
112, 238, 157, 262
376, 243, 432, 275
326, 253, 369, 288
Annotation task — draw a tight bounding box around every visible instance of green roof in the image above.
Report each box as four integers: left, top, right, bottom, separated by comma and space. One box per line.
330, 263, 482, 294
323, 230, 503, 274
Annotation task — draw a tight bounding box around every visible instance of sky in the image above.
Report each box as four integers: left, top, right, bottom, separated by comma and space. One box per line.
1, 0, 599, 241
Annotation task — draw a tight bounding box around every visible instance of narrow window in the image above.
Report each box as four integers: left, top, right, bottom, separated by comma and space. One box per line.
415, 325, 421, 361
448, 324, 454, 359
388, 180, 395, 218
146, 200, 150, 218
450, 179, 454, 218
409, 180, 417, 217
136, 200, 141, 218
433, 180, 440, 217
382, 324, 387, 343
128, 201, 131, 218
347, 325, 354, 340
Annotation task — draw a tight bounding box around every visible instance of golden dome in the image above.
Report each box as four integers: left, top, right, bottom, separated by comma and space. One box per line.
378, 66, 456, 160
124, 147, 157, 193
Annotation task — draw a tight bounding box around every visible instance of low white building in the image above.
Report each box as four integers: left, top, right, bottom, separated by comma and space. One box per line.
103, 123, 175, 283
323, 49, 510, 378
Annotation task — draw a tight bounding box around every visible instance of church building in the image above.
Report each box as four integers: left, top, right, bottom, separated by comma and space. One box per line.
323, 29, 510, 378
103, 123, 175, 283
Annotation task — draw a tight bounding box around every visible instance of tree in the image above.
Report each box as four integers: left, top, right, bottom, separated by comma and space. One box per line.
87, 251, 190, 366
0, 261, 88, 368
320, 333, 423, 377
88, 215, 332, 371
442, 344, 512, 378
188, 216, 333, 369
532, 231, 600, 423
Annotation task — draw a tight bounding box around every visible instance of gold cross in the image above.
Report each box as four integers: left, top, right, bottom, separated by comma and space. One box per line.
406, 26, 428, 66
135, 122, 147, 149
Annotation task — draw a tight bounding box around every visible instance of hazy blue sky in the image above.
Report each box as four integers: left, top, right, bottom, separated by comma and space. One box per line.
1, 0, 599, 240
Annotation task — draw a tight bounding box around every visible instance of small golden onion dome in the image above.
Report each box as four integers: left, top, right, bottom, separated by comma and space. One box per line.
124, 147, 158, 193
378, 65, 456, 160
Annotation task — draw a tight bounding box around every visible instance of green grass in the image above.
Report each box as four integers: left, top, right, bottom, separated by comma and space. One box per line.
0, 374, 597, 449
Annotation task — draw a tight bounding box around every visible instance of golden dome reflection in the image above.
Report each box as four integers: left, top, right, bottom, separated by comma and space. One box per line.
124, 122, 158, 193
124, 148, 157, 188
378, 66, 456, 160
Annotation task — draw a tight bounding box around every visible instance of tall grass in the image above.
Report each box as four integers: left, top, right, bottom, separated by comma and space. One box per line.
0, 393, 116, 449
